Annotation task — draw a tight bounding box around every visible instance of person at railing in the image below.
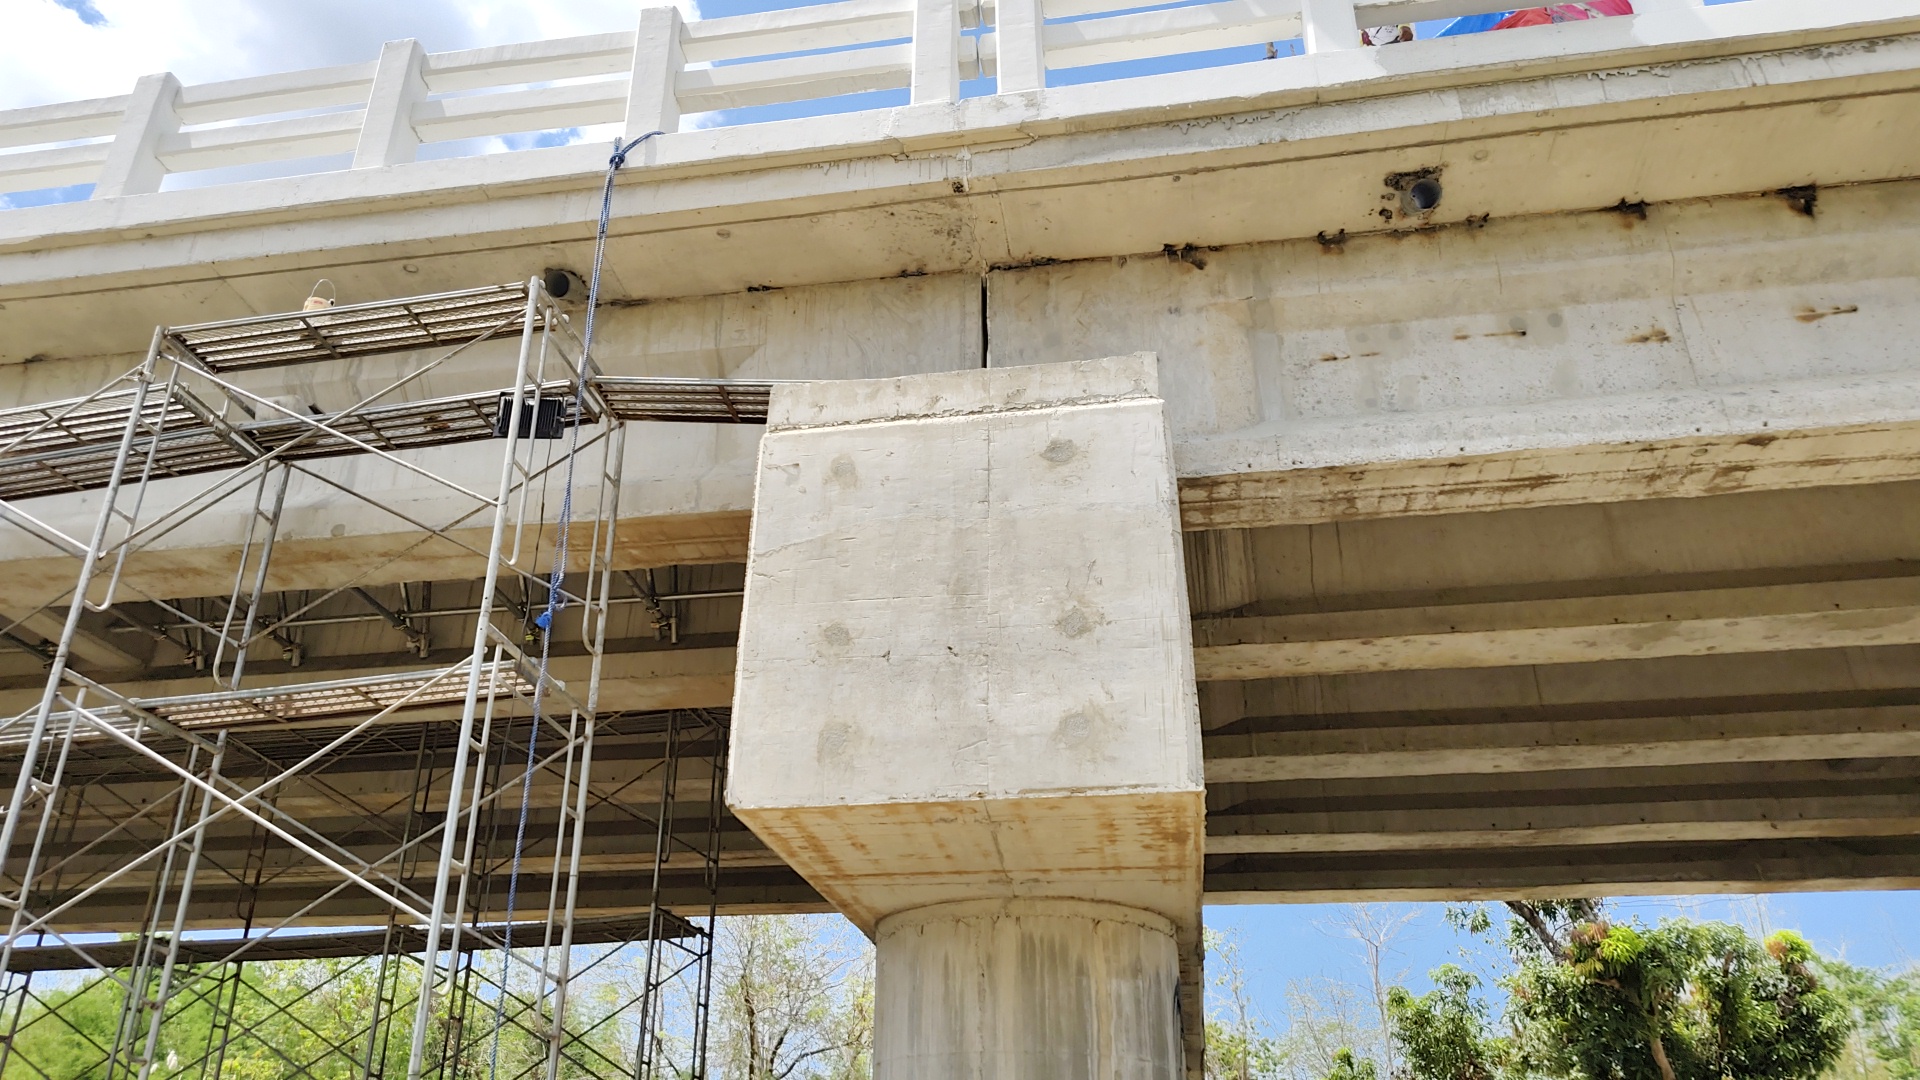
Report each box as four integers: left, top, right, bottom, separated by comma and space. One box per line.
1438, 0, 1633, 35
1362, 23, 1415, 44
1494, 0, 1634, 27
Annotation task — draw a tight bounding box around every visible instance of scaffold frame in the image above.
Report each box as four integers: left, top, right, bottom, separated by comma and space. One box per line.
0, 279, 741, 1080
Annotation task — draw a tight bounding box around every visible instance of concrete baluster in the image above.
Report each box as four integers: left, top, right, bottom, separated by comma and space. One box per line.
92, 73, 180, 199
995, 0, 1047, 94
353, 40, 429, 170
627, 6, 686, 137
911, 0, 963, 103
1301, 0, 1361, 53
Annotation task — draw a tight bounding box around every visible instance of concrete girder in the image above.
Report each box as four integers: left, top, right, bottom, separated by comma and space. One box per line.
1208, 800, 1920, 855
1205, 705, 1920, 782
9, 178, 1920, 600
1202, 836, 1920, 904
1178, 418, 1920, 531
35, 870, 827, 935
1192, 576, 1920, 680
2, 413, 1915, 615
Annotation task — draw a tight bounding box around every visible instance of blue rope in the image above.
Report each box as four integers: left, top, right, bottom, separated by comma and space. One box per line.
488, 130, 664, 1080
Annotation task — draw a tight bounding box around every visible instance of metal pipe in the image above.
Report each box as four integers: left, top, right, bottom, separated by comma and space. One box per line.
351, 587, 432, 657
241, 424, 612, 645
105, 337, 484, 568
135, 735, 225, 1080
107, 590, 743, 635
406, 278, 544, 1080
0, 327, 162, 892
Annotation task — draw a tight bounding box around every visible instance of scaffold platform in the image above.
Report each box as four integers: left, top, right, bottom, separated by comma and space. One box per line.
0, 282, 783, 501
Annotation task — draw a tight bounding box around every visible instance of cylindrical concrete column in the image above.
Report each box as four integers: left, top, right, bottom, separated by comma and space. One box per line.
874, 899, 1183, 1080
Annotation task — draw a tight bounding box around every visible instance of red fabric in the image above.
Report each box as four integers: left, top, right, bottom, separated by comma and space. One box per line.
1494, 0, 1632, 28
1494, 8, 1555, 26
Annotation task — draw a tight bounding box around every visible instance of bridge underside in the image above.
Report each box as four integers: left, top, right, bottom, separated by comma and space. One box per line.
10, 469, 1917, 932
5, 9, 1920, 933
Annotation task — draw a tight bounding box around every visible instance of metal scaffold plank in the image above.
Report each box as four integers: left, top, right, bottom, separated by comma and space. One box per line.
594, 375, 783, 423
0, 913, 704, 973
0, 377, 778, 501
0, 662, 534, 749
165, 283, 544, 372
0, 383, 568, 501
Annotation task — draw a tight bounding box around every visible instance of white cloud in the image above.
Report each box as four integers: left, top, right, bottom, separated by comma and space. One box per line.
3, 0, 698, 112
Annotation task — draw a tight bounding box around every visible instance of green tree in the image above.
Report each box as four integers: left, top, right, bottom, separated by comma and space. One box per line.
1323, 1047, 1378, 1080
1506, 914, 1849, 1080
3, 974, 130, 1079
3, 965, 228, 1080
1386, 965, 1505, 1080
1205, 928, 1288, 1080
1373, 902, 1854, 1080
2, 917, 872, 1080
710, 915, 872, 1080
1820, 960, 1920, 1080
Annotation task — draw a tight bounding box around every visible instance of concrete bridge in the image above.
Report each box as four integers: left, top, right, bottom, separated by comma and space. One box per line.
3, 0, 1920, 1075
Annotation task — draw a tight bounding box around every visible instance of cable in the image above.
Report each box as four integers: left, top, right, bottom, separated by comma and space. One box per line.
487, 129, 664, 1080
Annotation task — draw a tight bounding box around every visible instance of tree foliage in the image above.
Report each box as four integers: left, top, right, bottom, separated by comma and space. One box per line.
710, 915, 872, 1080
1324, 1048, 1381, 1080
0, 916, 878, 1080
0, 956, 523, 1080
1205, 928, 1289, 1080
1819, 960, 1920, 1080
1387, 965, 1503, 1080
1506, 920, 1849, 1080
1347, 901, 1858, 1080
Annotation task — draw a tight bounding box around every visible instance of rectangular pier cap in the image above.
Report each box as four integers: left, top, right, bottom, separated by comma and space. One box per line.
729, 354, 1204, 933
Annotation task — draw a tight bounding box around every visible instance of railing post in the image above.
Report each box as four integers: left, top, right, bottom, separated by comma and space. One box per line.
627, 6, 685, 136
912, 0, 962, 103
92, 72, 179, 199
353, 39, 428, 169
996, 0, 1047, 94
1300, 0, 1360, 53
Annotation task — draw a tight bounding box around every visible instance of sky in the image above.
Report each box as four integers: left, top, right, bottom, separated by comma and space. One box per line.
0, 0, 675, 112
0, 0, 1758, 205
1208, 891, 1920, 1022
2, 0, 1761, 114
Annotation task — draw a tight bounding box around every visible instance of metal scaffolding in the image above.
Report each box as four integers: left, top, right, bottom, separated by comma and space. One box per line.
0, 281, 752, 1080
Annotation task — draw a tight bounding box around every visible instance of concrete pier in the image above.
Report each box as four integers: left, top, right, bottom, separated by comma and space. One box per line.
875, 899, 1184, 1080
728, 355, 1204, 1076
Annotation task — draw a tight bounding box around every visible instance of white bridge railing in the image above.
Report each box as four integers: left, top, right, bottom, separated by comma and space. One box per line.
0, 0, 1715, 202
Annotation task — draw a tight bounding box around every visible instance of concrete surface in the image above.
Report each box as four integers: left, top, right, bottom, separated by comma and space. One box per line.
731, 356, 1202, 1077
728, 354, 1204, 932
874, 899, 1183, 1080
11, 177, 1920, 607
